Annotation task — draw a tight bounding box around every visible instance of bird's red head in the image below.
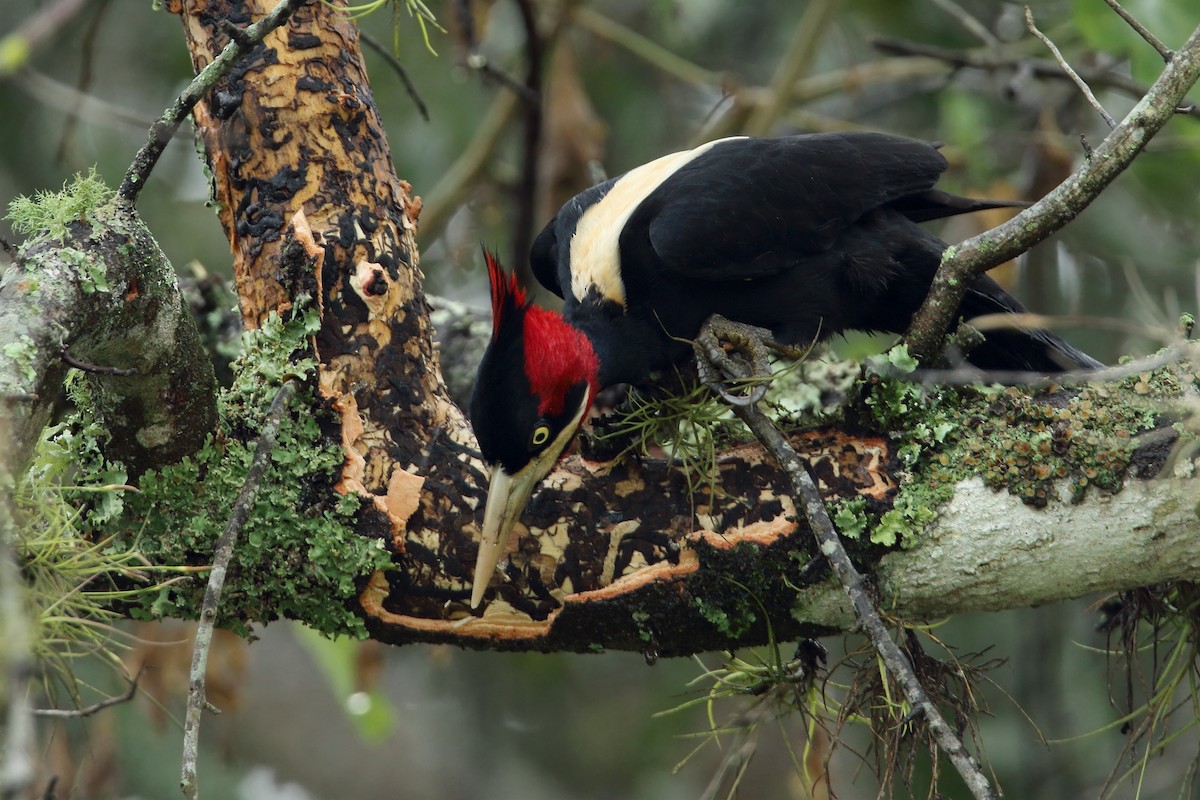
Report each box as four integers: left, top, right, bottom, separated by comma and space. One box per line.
468, 250, 599, 607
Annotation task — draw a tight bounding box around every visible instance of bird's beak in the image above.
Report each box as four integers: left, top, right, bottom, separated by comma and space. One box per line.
471, 463, 544, 608
471, 394, 591, 608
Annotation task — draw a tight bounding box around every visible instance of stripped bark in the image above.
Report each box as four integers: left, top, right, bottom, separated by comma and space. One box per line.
155, 0, 1200, 656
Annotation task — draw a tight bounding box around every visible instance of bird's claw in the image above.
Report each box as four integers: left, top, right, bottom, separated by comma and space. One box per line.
693, 314, 775, 406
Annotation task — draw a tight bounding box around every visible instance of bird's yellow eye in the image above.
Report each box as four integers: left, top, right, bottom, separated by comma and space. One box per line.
530, 424, 551, 448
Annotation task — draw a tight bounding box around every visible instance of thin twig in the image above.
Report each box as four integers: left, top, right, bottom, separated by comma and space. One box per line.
872, 37, 1200, 119
454, 0, 539, 105
32, 668, 143, 718
359, 30, 429, 121
180, 380, 296, 800
1024, 6, 1116, 128
903, 22, 1200, 363
118, 0, 312, 205
1102, 0, 1173, 62
692, 322, 998, 800
60, 348, 137, 377
930, 0, 1000, 48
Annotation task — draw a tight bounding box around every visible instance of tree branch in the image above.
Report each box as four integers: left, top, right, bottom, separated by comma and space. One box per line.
32, 668, 142, 719
693, 319, 997, 800
0, 201, 218, 476
871, 37, 1200, 118
153, 0, 1200, 661
119, 0, 312, 205
0, 449, 35, 800
1024, 6, 1116, 129
1102, 0, 1173, 62
904, 23, 1200, 362
181, 380, 296, 800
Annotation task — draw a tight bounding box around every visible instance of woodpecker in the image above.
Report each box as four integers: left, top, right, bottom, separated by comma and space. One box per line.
468, 131, 1099, 608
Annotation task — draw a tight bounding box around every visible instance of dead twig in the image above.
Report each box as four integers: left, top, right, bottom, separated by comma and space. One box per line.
60, 348, 137, 377
180, 380, 296, 800
1024, 6, 1116, 129
32, 667, 144, 719
871, 38, 1199, 119
119, 0, 312, 205
903, 21, 1200, 363
1102, 0, 1173, 62
693, 318, 999, 800
359, 30, 429, 121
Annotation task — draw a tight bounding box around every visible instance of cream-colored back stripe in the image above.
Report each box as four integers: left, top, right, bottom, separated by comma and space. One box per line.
569, 137, 746, 307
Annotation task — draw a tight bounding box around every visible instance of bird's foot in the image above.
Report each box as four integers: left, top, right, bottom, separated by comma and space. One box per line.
692, 314, 777, 406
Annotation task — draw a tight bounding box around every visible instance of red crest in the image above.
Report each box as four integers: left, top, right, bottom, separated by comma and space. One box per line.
484, 249, 527, 337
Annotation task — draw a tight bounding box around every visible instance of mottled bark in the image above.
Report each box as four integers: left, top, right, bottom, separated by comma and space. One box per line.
0, 202, 216, 476
163, 1, 1200, 654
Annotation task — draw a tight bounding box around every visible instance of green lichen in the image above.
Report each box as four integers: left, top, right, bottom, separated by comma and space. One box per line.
65, 305, 390, 639
57, 246, 110, 294
765, 347, 858, 427
838, 344, 1193, 549
2, 335, 38, 390
6, 167, 115, 242
631, 609, 654, 643
695, 595, 755, 639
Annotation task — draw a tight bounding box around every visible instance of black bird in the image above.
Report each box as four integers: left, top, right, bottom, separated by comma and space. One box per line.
468, 131, 1099, 607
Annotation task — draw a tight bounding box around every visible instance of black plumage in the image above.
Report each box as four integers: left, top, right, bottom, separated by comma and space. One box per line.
530, 131, 1099, 382
467, 131, 1100, 607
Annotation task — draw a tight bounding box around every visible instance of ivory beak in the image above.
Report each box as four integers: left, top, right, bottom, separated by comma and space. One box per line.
472, 467, 535, 607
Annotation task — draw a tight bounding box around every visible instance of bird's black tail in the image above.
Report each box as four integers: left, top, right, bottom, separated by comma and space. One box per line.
956, 275, 1102, 373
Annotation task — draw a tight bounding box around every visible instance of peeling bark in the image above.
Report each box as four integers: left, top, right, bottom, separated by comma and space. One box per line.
149, 1, 1200, 654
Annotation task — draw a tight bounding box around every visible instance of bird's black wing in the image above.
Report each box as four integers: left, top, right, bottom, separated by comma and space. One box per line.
627, 132, 953, 282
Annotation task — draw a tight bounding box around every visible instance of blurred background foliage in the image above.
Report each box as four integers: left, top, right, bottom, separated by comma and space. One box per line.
2, 1, 1199, 798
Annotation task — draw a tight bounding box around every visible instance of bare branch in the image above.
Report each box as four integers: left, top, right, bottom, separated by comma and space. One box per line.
904, 22, 1200, 362
359, 31, 429, 121
693, 319, 999, 800
60, 347, 137, 377
118, 0, 312, 205
1102, 0, 1174, 62
32, 668, 143, 719
1025, 6, 1116, 128
180, 380, 296, 800
872, 37, 1200, 119
0, 468, 35, 798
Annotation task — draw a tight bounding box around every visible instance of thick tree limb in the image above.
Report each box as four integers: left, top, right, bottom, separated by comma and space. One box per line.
693, 325, 997, 800
151, 1, 1200, 657
0, 202, 217, 476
